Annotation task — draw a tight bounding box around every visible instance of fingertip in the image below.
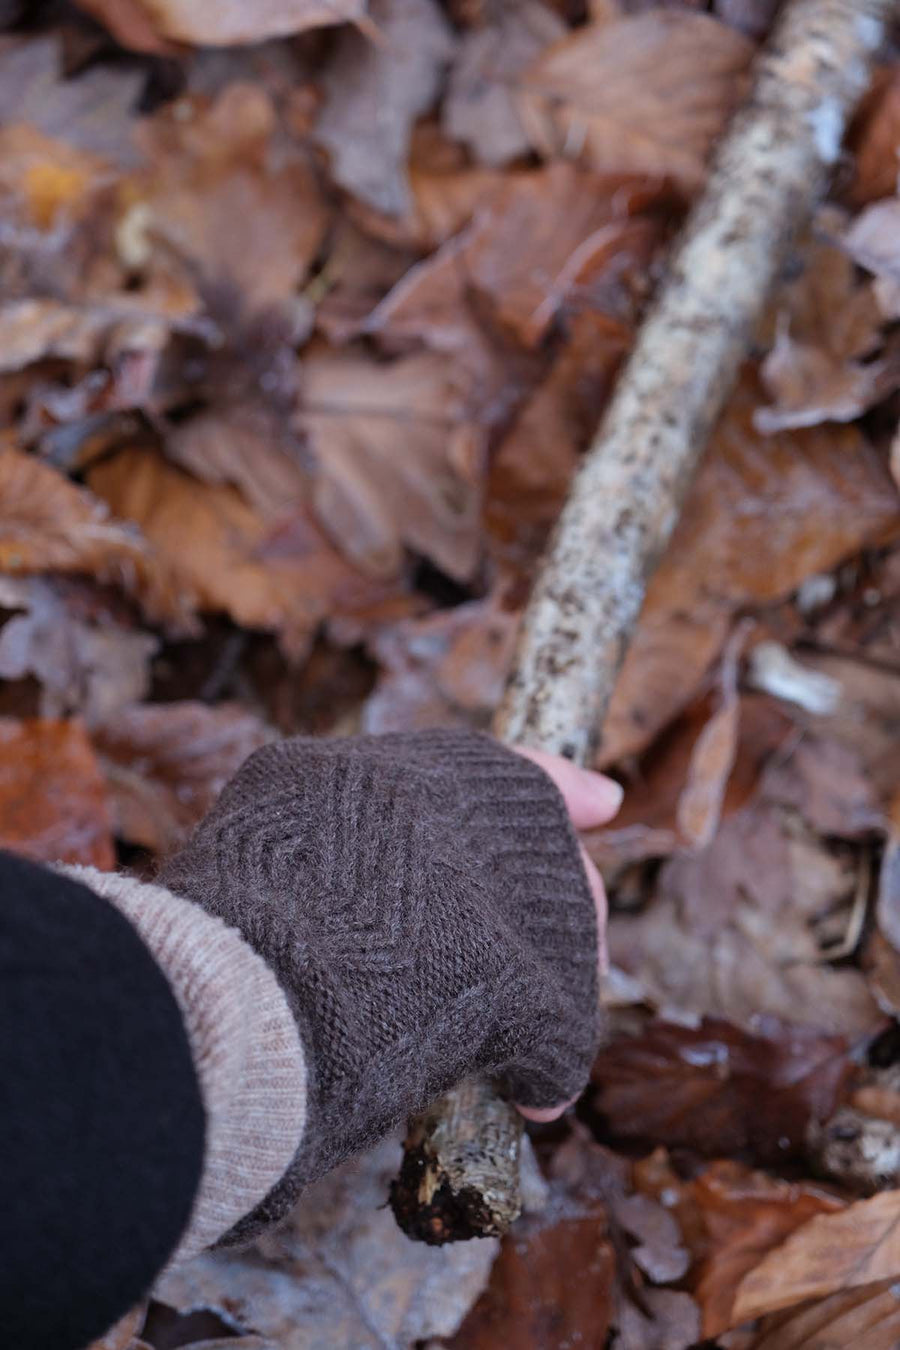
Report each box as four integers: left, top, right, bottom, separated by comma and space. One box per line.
514, 1092, 578, 1123
514, 746, 625, 828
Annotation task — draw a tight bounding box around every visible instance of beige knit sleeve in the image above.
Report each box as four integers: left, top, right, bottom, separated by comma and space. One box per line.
57, 864, 307, 1266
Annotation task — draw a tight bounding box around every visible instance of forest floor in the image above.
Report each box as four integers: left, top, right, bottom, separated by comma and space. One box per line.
5, 1, 900, 1347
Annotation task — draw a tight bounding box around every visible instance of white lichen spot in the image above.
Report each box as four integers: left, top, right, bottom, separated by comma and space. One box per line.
808, 97, 843, 164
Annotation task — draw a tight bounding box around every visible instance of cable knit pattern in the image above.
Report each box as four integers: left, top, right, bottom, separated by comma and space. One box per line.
158, 729, 600, 1246
57, 865, 306, 1263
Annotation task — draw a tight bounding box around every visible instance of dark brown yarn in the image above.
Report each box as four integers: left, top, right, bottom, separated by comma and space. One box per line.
158, 730, 600, 1243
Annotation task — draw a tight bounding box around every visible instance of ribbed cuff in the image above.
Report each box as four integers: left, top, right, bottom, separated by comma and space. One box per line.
58, 865, 307, 1263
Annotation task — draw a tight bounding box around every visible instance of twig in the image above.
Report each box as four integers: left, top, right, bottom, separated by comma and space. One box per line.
390, 0, 893, 1243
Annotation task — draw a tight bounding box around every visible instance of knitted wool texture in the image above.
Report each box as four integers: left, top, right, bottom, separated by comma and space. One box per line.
59, 864, 306, 1263
159, 729, 601, 1244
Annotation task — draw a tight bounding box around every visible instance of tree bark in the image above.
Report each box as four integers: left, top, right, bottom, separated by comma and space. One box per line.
391, 0, 893, 1243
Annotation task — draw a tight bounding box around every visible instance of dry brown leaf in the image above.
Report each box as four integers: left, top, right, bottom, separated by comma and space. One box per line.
756, 220, 896, 431
0, 123, 109, 233
442, 0, 566, 166
93, 701, 273, 855
487, 310, 632, 560
444, 1203, 616, 1347
368, 162, 663, 359
314, 0, 456, 216
746, 1279, 900, 1350
613, 1191, 690, 1284
588, 692, 791, 873
847, 64, 900, 207
165, 403, 309, 520
844, 198, 900, 292
0, 444, 189, 628
599, 370, 900, 765
156, 1135, 497, 1347
76, 0, 367, 48
732, 1189, 900, 1324
361, 593, 519, 733
0, 576, 157, 723
299, 348, 487, 581
771, 650, 900, 802
0, 35, 143, 167
315, 218, 419, 341
687, 1164, 845, 1337
756, 335, 899, 432
762, 735, 883, 840
608, 801, 880, 1035
592, 1018, 852, 1167
517, 10, 753, 191
676, 627, 744, 849
131, 84, 330, 317
87, 446, 388, 658
0, 717, 114, 868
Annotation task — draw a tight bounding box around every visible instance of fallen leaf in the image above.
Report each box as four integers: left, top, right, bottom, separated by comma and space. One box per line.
0, 35, 143, 167
442, 0, 566, 166
76, 0, 366, 48
0, 716, 114, 868
156, 1135, 498, 1348
314, 0, 456, 216
755, 333, 900, 432
487, 310, 632, 560
687, 1163, 845, 1337
608, 802, 880, 1035
599, 370, 900, 765
0, 123, 108, 234
0, 444, 188, 628
361, 593, 519, 733
164, 403, 309, 520
769, 650, 900, 801
847, 64, 900, 207
755, 220, 896, 431
676, 626, 744, 849
614, 1288, 701, 1350
315, 218, 419, 342
517, 10, 753, 191
732, 1189, 900, 1324
592, 1017, 852, 1165
132, 84, 330, 317
588, 692, 791, 873
612, 1191, 691, 1283
746, 1279, 900, 1350
299, 348, 487, 580
93, 701, 273, 855
87, 446, 389, 658
369, 162, 663, 353
0, 576, 157, 723
344, 123, 504, 251
761, 735, 883, 840
444, 1199, 616, 1347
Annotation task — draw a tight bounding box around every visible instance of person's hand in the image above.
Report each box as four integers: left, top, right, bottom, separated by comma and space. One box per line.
512, 747, 621, 1122
158, 730, 623, 1242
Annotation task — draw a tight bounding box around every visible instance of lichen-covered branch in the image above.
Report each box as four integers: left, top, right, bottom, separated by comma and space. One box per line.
392, 0, 892, 1244
498, 0, 892, 762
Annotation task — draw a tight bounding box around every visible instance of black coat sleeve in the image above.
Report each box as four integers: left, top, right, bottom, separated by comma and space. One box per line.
0, 852, 205, 1350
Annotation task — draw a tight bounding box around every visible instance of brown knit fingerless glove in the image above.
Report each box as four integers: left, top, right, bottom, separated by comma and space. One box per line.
158, 729, 600, 1244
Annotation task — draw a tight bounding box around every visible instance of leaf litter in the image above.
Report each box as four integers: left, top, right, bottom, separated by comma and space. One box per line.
3, 1, 900, 1347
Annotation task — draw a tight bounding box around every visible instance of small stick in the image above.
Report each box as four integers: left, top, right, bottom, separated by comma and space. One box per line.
391, 0, 893, 1243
